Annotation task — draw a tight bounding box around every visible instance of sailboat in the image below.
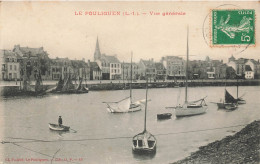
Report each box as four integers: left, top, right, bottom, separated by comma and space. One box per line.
175, 27, 207, 117
19, 69, 46, 96
217, 89, 238, 110
75, 78, 89, 93
132, 78, 156, 154
104, 52, 142, 113
51, 73, 88, 94
34, 71, 46, 95
235, 77, 246, 104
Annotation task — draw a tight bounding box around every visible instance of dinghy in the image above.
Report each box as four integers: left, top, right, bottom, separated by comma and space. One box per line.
49, 123, 70, 131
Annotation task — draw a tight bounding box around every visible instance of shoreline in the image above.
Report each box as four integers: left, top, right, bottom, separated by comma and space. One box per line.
172, 120, 260, 164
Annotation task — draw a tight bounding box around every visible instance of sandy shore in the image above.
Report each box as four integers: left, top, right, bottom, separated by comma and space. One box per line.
173, 120, 260, 164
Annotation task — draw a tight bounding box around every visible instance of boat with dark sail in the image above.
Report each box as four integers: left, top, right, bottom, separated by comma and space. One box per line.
217, 89, 238, 110
51, 74, 88, 94
18, 71, 46, 96
132, 78, 156, 154
175, 27, 207, 117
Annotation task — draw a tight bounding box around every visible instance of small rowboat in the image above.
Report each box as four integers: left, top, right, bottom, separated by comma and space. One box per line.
49, 123, 70, 131
157, 113, 172, 120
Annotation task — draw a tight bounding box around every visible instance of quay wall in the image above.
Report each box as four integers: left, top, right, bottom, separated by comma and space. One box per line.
0, 80, 260, 97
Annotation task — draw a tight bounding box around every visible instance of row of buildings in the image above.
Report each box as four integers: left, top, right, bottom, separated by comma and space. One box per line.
1, 38, 260, 81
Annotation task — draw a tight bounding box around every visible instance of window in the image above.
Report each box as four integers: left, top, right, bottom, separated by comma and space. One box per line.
14, 65, 17, 71
10, 65, 12, 70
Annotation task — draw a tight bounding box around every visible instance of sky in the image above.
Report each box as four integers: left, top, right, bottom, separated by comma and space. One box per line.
0, 1, 259, 63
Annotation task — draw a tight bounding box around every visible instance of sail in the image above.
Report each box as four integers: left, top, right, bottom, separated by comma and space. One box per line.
225, 89, 236, 103
105, 97, 131, 112
76, 78, 83, 91
56, 77, 64, 91
35, 72, 44, 93
62, 75, 75, 91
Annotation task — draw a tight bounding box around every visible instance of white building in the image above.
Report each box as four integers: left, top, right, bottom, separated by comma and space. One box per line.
0, 50, 20, 80
110, 63, 122, 80
245, 65, 254, 79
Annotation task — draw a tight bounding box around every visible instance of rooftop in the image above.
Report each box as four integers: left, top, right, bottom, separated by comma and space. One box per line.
245, 65, 253, 71
100, 54, 120, 63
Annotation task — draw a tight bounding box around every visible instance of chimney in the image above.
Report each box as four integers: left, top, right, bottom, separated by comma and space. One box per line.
82, 58, 85, 62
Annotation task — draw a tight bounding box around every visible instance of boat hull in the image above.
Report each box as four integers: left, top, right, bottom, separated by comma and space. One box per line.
157, 113, 172, 120
49, 123, 70, 131
237, 100, 246, 104
132, 146, 156, 154
175, 106, 207, 117
217, 102, 226, 109
107, 103, 141, 113
129, 104, 142, 112
132, 131, 157, 154
217, 103, 238, 110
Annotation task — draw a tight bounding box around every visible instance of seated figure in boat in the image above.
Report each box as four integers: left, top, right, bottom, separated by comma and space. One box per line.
58, 116, 63, 126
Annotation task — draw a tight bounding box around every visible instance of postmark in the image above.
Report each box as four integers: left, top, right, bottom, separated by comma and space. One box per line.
210, 9, 255, 47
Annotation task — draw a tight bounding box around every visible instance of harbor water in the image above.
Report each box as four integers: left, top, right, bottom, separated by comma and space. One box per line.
0, 86, 260, 164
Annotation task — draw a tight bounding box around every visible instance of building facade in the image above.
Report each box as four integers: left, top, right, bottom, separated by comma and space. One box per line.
139, 59, 156, 81
93, 37, 121, 80
50, 57, 73, 80
88, 61, 102, 80
13, 45, 51, 80
161, 56, 185, 80
110, 63, 121, 80
245, 59, 260, 79
245, 65, 254, 79
155, 62, 166, 81
122, 62, 139, 81
0, 50, 21, 80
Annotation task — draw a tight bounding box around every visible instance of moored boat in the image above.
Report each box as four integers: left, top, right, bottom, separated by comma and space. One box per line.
217, 89, 238, 110
157, 113, 172, 120
49, 123, 70, 131
51, 75, 88, 94
132, 131, 157, 154
174, 27, 208, 117
132, 78, 156, 154
104, 52, 142, 113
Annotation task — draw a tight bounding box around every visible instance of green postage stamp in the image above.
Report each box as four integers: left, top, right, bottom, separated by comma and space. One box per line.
211, 9, 255, 46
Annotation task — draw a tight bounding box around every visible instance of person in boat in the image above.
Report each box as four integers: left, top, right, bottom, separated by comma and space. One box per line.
58, 116, 63, 126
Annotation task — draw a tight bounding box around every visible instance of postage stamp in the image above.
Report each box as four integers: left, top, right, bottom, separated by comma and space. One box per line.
211, 9, 255, 46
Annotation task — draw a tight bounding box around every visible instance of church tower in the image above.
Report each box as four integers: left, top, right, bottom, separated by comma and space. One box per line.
94, 37, 101, 61
228, 55, 235, 63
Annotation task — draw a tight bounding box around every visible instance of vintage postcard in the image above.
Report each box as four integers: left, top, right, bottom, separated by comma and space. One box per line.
0, 1, 259, 164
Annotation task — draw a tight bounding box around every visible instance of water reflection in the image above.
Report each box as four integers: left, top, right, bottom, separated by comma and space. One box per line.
132, 150, 156, 160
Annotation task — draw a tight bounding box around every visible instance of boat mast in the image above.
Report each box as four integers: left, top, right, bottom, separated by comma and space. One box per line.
237, 75, 239, 99
185, 26, 189, 103
144, 76, 148, 132
130, 51, 133, 104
